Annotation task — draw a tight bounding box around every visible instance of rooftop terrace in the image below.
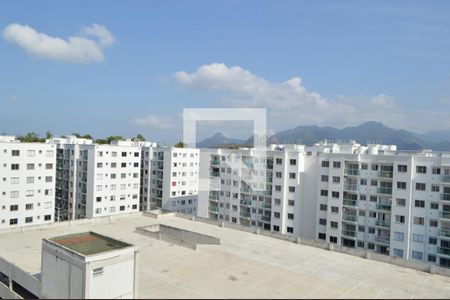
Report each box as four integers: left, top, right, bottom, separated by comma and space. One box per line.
1, 213, 450, 298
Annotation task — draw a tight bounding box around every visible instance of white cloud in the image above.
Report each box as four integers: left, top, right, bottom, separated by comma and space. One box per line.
130, 115, 177, 129
174, 63, 450, 132
3, 23, 115, 63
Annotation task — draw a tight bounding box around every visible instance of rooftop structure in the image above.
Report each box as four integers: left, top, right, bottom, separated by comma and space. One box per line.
0, 213, 450, 298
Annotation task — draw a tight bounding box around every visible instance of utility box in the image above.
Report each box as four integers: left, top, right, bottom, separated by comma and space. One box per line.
41, 232, 138, 299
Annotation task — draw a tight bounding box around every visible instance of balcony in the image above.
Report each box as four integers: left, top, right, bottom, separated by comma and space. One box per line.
374, 236, 390, 244
240, 212, 251, 219
210, 171, 220, 177
242, 161, 254, 169
378, 171, 393, 179
209, 195, 219, 201
343, 199, 357, 207
377, 187, 392, 195
342, 214, 357, 222
439, 211, 450, 220
209, 206, 219, 212
441, 193, 450, 201
261, 215, 271, 222
342, 229, 356, 237
438, 229, 450, 238
240, 200, 252, 206
442, 175, 450, 183
375, 220, 391, 228
438, 247, 450, 256
344, 184, 358, 191
261, 203, 271, 209
376, 203, 392, 210
344, 169, 360, 176
241, 188, 252, 193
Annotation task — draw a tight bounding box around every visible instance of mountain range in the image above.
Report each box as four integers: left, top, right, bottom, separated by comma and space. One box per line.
196, 121, 450, 151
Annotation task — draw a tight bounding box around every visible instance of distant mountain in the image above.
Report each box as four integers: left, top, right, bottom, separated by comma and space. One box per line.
196, 132, 246, 148
197, 121, 450, 151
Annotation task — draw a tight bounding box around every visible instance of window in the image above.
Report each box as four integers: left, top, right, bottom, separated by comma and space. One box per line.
431, 185, 440, 192
393, 248, 403, 258
10, 205, 18, 211
332, 161, 341, 168
120, 205, 125, 211
329, 236, 337, 244
396, 198, 406, 206
10, 191, 19, 198
371, 164, 378, 171
331, 206, 339, 213
96, 197, 102, 203
320, 189, 328, 196
26, 190, 34, 197
273, 212, 280, 218
289, 173, 296, 179
275, 172, 282, 178
25, 217, 33, 223
45, 163, 53, 170
428, 255, 437, 263
93, 267, 104, 277
413, 216, 424, 225
288, 200, 294, 206
318, 233, 326, 240
358, 225, 365, 232
361, 163, 368, 170
415, 183, 426, 191
276, 158, 282, 165
11, 164, 19, 170
287, 213, 294, 220
331, 191, 339, 198
429, 237, 437, 245
289, 159, 296, 166
429, 219, 438, 227
416, 166, 427, 174
370, 180, 378, 187
359, 210, 366, 217
274, 198, 281, 206
287, 227, 294, 233
360, 179, 367, 185
27, 163, 35, 170
288, 186, 295, 193
46, 150, 53, 157
11, 150, 20, 156
319, 218, 326, 225
273, 225, 280, 232
28, 150, 35, 157
44, 215, 51, 221
395, 215, 405, 224
45, 176, 53, 183
413, 234, 424, 243
398, 165, 407, 172
357, 241, 365, 248
412, 251, 423, 260
359, 195, 366, 201
11, 177, 19, 184
321, 175, 329, 182
430, 202, 439, 210
368, 227, 375, 234
25, 203, 33, 210
27, 177, 34, 184
414, 200, 425, 208
9, 219, 18, 225
319, 204, 327, 211
332, 176, 340, 184
394, 232, 404, 241
432, 167, 441, 175
397, 182, 407, 190
122, 152, 127, 157
321, 161, 329, 168
275, 185, 281, 192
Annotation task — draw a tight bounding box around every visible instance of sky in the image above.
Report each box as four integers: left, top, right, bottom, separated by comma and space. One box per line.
1, 0, 450, 143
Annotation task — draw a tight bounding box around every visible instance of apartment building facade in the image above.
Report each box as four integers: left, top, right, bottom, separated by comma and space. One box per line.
0, 136, 56, 229
140, 146, 200, 215
48, 137, 141, 220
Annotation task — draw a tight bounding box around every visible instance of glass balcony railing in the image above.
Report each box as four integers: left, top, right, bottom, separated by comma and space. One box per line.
343, 199, 357, 207
344, 169, 360, 176
438, 229, 450, 238
438, 247, 450, 256
240, 212, 251, 218
377, 187, 392, 195
442, 175, 450, 183
209, 206, 219, 212
344, 184, 358, 191
261, 215, 270, 222
261, 203, 272, 209
240, 200, 252, 206
375, 236, 390, 244
439, 211, 450, 219
375, 220, 391, 228
210, 171, 220, 177
342, 214, 358, 222
342, 229, 356, 237
210, 159, 220, 166
441, 193, 450, 201
378, 171, 393, 179
209, 194, 219, 201
376, 203, 392, 210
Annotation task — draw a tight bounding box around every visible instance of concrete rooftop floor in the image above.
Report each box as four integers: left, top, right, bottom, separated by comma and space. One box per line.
1, 213, 450, 299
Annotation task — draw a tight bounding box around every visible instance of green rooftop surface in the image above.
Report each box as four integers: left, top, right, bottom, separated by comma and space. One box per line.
50, 232, 131, 255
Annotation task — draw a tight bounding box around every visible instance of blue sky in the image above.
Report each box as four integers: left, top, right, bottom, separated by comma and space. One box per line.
1, 0, 450, 143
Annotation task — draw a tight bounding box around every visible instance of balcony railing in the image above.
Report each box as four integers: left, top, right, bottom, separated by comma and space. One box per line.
342, 214, 357, 222
438, 229, 450, 238
342, 229, 356, 237
240, 212, 251, 218
344, 184, 358, 191
209, 194, 219, 201
377, 187, 392, 195
210, 172, 220, 177
261, 215, 271, 222
375, 236, 390, 244
375, 220, 391, 228
438, 247, 450, 256
343, 199, 357, 207
442, 175, 450, 183
240, 200, 252, 206
441, 193, 450, 201
378, 171, 393, 179
344, 169, 360, 176
439, 211, 450, 219
376, 203, 392, 210
210, 159, 220, 166
261, 203, 272, 209
209, 206, 219, 212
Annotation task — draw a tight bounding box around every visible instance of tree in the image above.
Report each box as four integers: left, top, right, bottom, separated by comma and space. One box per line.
95, 135, 124, 144
135, 134, 145, 141
45, 131, 53, 139
17, 132, 42, 143
174, 141, 185, 148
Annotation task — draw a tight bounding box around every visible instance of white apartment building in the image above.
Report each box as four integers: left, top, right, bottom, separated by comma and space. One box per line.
199, 145, 310, 236
47, 137, 141, 220
0, 136, 56, 229
140, 146, 200, 215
